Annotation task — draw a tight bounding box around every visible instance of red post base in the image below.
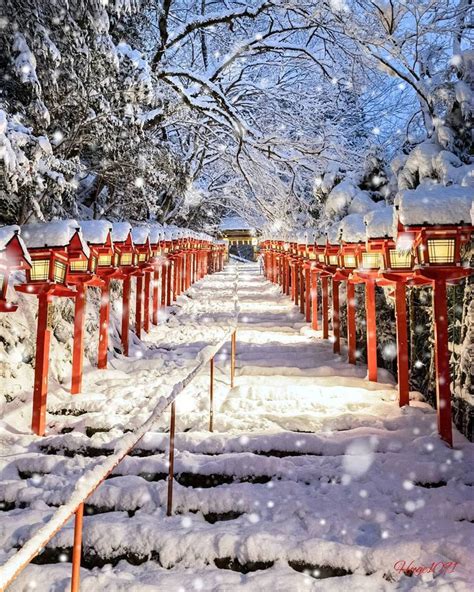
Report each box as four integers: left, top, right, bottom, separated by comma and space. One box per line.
332, 279, 340, 354
432, 279, 453, 446
144, 272, 151, 333
152, 269, 159, 325
32, 292, 52, 436
166, 261, 172, 306
366, 279, 377, 382
121, 276, 131, 356
161, 263, 167, 306
322, 276, 329, 339
305, 267, 311, 322
311, 269, 318, 330
299, 264, 305, 315
71, 284, 87, 395
347, 282, 356, 365
98, 279, 110, 369
395, 282, 410, 406
136, 275, 143, 339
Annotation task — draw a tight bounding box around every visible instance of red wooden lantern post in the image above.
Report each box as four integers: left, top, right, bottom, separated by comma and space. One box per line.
297, 239, 307, 316
338, 214, 368, 366
0, 226, 31, 313
67, 226, 106, 394
79, 221, 116, 371
289, 242, 297, 302
161, 230, 173, 306
320, 227, 342, 354
315, 237, 330, 339
363, 208, 416, 406
131, 227, 153, 339
352, 239, 384, 382
307, 244, 319, 330
17, 221, 90, 435
111, 223, 137, 357
397, 191, 472, 446
148, 224, 165, 326
283, 242, 291, 295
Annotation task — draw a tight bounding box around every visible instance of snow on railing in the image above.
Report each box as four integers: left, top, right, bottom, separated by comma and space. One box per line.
0, 286, 240, 591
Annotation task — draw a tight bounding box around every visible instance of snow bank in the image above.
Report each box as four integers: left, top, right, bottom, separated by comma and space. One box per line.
111, 222, 132, 243
79, 220, 113, 245
22, 220, 90, 257
131, 226, 150, 246
339, 214, 366, 243
397, 185, 472, 226
326, 222, 341, 245
148, 224, 164, 244
219, 216, 255, 232
324, 180, 378, 219
365, 207, 394, 239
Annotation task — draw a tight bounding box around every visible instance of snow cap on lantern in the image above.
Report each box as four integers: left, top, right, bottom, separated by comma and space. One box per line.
22, 220, 89, 285
0, 225, 31, 311
111, 222, 135, 268
132, 226, 151, 265
396, 185, 472, 268
79, 220, 115, 272
364, 207, 413, 272
339, 213, 366, 269
324, 222, 341, 268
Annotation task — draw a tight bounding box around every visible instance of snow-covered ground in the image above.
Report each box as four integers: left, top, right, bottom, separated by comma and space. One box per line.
1, 263, 473, 591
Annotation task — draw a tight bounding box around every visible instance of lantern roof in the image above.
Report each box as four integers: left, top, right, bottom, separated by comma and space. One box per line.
0, 225, 32, 266
111, 222, 132, 243
397, 185, 472, 227
364, 207, 394, 240
131, 226, 150, 246
339, 213, 366, 243
79, 220, 113, 245
22, 220, 90, 257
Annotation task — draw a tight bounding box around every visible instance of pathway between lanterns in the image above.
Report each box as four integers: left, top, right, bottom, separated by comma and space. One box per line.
2, 263, 473, 591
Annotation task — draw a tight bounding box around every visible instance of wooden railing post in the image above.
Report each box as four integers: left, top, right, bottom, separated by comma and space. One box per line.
167, 401, 176, 516
70, 502, 84, 592
231, 331, 236, 388
209, 357, 214, 432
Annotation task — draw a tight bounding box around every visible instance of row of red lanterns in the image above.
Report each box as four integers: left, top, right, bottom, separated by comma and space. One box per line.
261, 207, 472, 447
0, 220, 227, 436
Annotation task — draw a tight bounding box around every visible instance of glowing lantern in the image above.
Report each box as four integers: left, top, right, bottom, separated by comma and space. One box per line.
17, 220, 90, 436
396, 189, 473, 446
112, 222, 136, 356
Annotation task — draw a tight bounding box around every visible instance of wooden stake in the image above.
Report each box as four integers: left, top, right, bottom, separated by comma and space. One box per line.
70, 502, 84, 592
167, 401, 176, 516
209, 357, 214, 432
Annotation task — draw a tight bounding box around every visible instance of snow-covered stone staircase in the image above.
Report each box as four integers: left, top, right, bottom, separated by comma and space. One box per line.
2, 264, 473, 591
